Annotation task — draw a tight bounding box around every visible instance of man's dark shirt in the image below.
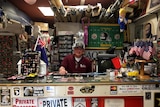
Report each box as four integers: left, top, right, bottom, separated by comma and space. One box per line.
61, 54, 92, 73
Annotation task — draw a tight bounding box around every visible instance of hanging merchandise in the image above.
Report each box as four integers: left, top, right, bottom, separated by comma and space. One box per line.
92, 3, 102, 17
118, 8, 132, 32
0, 8, 4, 23
81, 17, 90, 46
0, 8, 7, 29
74, 30, 84, 44
50, 0, 66, 16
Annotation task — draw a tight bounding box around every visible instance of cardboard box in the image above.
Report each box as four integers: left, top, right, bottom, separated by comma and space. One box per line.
34, 22, 48, 31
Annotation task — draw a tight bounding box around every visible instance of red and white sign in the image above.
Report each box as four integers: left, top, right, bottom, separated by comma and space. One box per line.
12, 97, 37, 107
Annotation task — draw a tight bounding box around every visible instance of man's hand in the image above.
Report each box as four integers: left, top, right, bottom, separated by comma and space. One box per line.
59, 66, 68, 75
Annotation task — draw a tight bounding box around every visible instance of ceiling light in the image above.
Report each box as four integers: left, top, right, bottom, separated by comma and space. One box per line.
38, 7, 54, 16
24, 0, 37, 5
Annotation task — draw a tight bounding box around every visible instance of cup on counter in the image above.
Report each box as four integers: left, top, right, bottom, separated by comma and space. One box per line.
106, 69, 115, 80
109, 71, 115, 81
106, 69, 112, 76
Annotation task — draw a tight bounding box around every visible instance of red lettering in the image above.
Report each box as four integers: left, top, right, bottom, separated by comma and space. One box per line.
15, 99, 34, 104
13, 105, 36, 107
16, 98, 19, 104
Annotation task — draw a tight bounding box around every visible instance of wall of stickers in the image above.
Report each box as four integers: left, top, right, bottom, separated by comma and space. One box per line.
0, 84, 159, 107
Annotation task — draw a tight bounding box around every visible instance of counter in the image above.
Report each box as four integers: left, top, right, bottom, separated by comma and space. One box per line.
0, 74, 160, 107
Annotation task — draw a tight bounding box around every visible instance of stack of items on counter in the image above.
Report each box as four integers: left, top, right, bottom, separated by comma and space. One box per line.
7, 34, 49, 81
103, 40, 157, 81
107, 57, 139, 80
7, 51, 41, 81
113, 39, 158, 80
20, 51, 40, 77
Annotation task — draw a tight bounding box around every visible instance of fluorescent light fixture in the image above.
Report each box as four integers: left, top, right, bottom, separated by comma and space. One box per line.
38, 7, 54, 16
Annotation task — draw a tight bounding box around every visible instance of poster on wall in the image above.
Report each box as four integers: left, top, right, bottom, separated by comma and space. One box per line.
143, 21, 157, 41
91, 98, 98, 107
45, 86, 56, 96
12, 87, 22, 97
136, 21, 155, 40
38, 97, 72, 107
154, 93, 160, 107
0, 89, 11, 106
105, 98, 124, 107
23, 86, 44, 97
73, 98, 86, 107
13, 97, 37, 107
88, 24, 124, 49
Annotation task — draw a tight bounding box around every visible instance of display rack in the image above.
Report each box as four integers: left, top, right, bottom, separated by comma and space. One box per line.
51, 35, 73, 71
135, 59, 153, 80
58, 35, 73, 62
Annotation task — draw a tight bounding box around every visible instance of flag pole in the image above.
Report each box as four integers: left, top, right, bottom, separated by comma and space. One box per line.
34, 35, 40, 51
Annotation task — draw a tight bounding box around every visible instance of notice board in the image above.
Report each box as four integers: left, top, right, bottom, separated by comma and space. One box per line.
87, 24, 124, 49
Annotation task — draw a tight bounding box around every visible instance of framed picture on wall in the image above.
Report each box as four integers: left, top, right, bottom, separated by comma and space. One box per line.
152, 35, 157, 41
146, 0, 160, 13
135, 25, 143, 39
143, 21, 156, 40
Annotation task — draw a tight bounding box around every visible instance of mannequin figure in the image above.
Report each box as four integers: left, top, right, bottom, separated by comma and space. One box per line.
118, 8, 131, 32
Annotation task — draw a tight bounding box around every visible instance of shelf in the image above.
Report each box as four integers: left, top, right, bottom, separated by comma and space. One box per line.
86, 47, 122, 50
133, 13, 150, 22
134, 3, 160, 22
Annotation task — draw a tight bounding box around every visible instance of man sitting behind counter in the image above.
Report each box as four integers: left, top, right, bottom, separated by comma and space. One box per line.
59, 41, 92, 75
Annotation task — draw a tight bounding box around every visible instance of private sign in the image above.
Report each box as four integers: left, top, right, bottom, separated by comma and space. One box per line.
38, 97, 72, 107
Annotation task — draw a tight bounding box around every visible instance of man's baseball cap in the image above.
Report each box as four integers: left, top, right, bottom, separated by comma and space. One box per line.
73, 41, 85, 49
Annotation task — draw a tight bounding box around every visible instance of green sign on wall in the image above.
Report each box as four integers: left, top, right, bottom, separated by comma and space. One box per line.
87, 24, 124, 49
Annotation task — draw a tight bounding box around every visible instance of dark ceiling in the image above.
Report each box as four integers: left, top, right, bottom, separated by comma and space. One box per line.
7, 0, 54, 25
5, 0, 149, 28
7, 0, 119, 27
8, 0, 146, 28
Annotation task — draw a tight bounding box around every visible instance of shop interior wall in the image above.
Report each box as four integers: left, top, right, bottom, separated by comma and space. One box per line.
134, 12, 160, 39
55, 22, 121, 60
128, 23, 135, 42
55, 22, 82, 35
0, 0, 31, 25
